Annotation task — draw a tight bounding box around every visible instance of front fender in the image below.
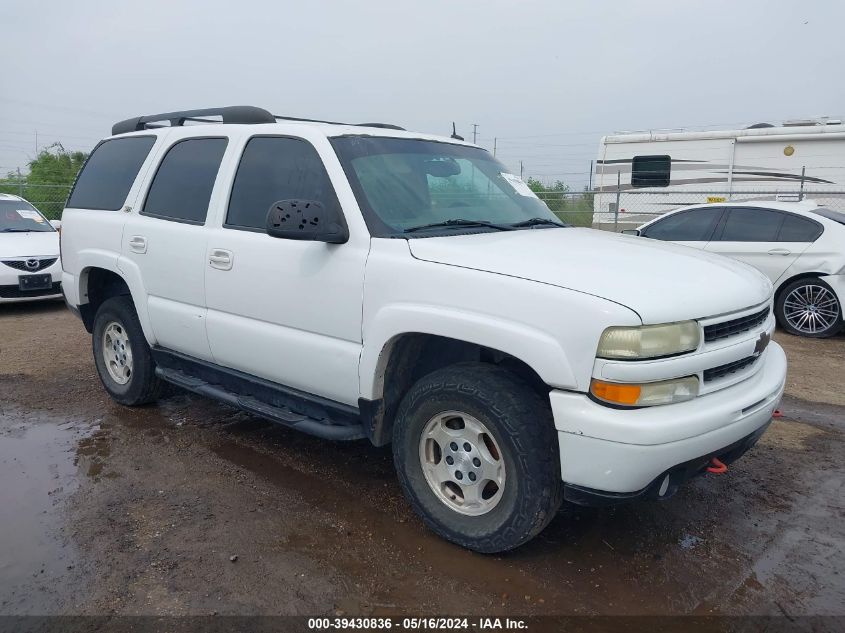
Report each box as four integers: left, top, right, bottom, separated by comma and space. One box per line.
359, 303, 578, 400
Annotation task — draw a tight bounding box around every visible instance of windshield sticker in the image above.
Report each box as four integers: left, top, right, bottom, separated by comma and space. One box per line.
500, 173, 538, 198
17, 209, 44, 222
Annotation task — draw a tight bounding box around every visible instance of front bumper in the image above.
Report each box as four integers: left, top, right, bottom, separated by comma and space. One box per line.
0, 262, 63, 303
551, 342, 786, 499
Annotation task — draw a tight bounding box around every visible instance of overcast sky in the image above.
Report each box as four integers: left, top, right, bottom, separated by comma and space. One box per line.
1, 0, 843, 188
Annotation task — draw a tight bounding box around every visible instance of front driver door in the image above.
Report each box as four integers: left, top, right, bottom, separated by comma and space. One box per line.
204, 134, 368, 407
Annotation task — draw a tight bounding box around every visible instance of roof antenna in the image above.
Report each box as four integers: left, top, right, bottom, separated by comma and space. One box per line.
450, 122, 464, 141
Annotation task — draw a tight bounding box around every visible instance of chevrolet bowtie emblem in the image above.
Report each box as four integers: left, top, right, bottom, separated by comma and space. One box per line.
754, 331, 771, 356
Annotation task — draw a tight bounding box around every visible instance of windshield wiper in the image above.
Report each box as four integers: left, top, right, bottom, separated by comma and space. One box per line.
1, 228, 34, 233
404, 219, 515, 233
509, 217, 567, 228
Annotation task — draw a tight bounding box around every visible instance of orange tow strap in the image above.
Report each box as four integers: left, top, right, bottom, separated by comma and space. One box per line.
706, 457, 728, 474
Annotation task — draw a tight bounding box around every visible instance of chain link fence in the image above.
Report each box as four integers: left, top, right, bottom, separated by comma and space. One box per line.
591, 188, 845, 231
0, 182, 72, 220
2, 182, 845, 230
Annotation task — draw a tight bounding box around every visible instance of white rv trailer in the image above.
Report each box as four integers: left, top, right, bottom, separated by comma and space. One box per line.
592, 118, 845, 225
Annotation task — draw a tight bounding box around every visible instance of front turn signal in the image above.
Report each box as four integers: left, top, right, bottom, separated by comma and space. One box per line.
590, 376, 699, 407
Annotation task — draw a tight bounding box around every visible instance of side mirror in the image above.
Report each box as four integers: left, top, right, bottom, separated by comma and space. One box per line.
621, 229, 641, 236
49, 219, 62, 230
266, 199, 348, 244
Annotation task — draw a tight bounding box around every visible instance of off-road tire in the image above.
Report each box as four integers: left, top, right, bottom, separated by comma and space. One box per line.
775, 277, 843, 338
393, 362, 562, 553
92, 295, 162, 406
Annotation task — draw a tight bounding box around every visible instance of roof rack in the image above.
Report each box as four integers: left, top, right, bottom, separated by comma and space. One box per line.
112, 106, 405, 135
273, 115, 404, 130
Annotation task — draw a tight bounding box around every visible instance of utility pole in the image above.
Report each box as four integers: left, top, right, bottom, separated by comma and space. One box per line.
493, 137, 497, 157
35, 130, 38, 154
799, 166, 806, 201
17, 167, 23, 197
588, 160, 593, 191
520, 160, 524, 180
472, 124, 479, 144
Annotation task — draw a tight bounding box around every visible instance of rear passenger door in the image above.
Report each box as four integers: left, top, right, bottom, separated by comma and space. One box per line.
705, 207, 819, 283
120, 135, 229, 361
203, 135, 369, 407
640, 207, 724, 249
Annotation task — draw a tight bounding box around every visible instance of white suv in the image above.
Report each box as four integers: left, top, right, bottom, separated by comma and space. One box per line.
61, 107, 787, 552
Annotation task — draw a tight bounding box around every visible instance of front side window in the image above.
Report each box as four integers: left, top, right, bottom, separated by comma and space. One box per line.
631, 155, 671, 188
226, 137, 341, 230
330, 136, 562, 237
717, 207, 784, 242
0, 199, 54, 233
642, 207, 723, 241
67, 136, 156, 210
142, 137, 228, 224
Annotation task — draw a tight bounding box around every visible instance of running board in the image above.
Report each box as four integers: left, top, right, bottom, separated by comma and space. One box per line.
152, 354, 366, 442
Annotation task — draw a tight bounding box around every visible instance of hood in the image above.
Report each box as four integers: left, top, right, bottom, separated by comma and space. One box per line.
0, 231, 60, 259
407, 228, 772, 323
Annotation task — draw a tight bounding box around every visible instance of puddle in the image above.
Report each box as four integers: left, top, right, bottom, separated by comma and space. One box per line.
0, 409, 96, 612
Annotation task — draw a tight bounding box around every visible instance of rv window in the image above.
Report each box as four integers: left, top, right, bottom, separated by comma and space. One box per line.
641, 207, 722, 241
631, 155, 670, 188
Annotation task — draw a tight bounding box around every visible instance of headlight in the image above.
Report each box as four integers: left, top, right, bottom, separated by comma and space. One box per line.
591, 376, 699, 407
596, 321, 700, 360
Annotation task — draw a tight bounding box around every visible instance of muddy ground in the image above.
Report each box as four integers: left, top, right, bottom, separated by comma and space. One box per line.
0, 302, 843, 617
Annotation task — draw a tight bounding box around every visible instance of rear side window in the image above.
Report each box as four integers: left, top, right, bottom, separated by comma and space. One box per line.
642, 207, 723, 241
631, 155, 671, 188
778, 213, 822, 241
142, 138, 228, 224
226, 136, 342, 230
717, 207, 783, 242
67, 136, 156, 210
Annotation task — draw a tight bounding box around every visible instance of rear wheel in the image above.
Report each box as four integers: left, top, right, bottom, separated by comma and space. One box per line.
393, 363, 562, 553
92, 296, 162, 405
776, 278, 843, 338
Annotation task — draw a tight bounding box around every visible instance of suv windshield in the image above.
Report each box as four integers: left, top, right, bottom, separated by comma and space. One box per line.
0, 199, 54, 232
331, 136, 564, 237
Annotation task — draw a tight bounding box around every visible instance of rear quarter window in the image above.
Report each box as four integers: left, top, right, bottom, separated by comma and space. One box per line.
66, 136, 156, 211
777, 213, 822, 242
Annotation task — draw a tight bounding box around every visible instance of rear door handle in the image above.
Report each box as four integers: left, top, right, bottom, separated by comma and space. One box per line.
128, 236, 147, 254
209, 248, 233, 271
768, 248, 791, 256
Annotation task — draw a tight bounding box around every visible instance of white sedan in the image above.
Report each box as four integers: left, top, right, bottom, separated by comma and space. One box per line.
626, 200, 845, 337
0, 193, 63, 304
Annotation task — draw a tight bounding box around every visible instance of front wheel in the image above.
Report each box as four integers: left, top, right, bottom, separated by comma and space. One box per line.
392, 363, 562, 553
92, 295, 162, 406
776, 278, 843, 338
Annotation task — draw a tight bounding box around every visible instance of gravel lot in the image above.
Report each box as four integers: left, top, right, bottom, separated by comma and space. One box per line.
0, 301, 843, 617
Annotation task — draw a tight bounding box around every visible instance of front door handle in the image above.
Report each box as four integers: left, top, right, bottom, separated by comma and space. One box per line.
128, 236, 147, 254
209, 248, 233, 271
768, 248, 791, 256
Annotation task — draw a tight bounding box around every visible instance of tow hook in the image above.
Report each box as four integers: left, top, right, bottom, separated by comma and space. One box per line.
773, 409, 783, 418
706, 457, 728, 474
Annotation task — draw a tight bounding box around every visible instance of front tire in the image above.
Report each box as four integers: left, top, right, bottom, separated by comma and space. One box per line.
776, 278, 843, 338
393, 363, 562, 553
92, 296, 162, 406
